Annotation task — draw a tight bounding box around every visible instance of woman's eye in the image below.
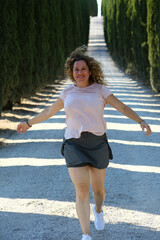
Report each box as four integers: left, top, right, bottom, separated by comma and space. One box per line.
73, 68, 86, 72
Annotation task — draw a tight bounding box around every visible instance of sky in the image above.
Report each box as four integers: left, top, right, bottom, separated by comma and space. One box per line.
97, 0, 102, 17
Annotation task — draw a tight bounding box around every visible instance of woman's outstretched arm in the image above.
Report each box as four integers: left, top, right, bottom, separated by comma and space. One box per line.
105, 94, 152, 136
17, 97, 64, 134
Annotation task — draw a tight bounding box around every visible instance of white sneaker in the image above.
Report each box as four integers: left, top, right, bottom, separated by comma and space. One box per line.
81, 234, 92, 240
92, 204, 105, 230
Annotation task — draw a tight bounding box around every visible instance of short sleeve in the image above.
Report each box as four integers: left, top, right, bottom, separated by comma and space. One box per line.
59, 84, 73, 101
101, 84, 112, 99
59, 89, 65, 101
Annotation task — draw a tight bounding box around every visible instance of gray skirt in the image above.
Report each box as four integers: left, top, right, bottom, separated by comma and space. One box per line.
61, 131, 113, 169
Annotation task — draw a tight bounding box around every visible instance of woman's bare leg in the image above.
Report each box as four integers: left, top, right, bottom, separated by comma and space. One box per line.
89, 167, 106, 213
68, 166, 90, 235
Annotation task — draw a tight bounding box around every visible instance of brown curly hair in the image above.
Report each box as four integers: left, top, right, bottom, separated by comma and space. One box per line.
65, 45, 107, 85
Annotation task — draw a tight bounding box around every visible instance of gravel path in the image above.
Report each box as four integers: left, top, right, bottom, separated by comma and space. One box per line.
0, 17, 160, 240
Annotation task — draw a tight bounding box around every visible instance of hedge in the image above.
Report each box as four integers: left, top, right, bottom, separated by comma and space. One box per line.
102, 0, 160, 92
147, 0, 160, 91
89, 0, 98, 16
0, 0, 95, 114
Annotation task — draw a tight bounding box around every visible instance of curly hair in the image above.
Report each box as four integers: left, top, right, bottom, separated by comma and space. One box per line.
64, 45, 107, 85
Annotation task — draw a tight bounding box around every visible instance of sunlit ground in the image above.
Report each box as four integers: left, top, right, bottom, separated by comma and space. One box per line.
0, 157, 160, 174
0, 197, 159, 230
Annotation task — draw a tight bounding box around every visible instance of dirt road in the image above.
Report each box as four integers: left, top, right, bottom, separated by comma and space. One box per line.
0, 17, 160, 240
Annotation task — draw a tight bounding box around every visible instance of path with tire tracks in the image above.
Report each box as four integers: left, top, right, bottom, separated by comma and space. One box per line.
0, 17, 160, 240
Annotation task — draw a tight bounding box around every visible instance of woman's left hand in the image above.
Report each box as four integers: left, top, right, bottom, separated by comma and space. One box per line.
140, 120, 152, 136
17, 122, 30, 134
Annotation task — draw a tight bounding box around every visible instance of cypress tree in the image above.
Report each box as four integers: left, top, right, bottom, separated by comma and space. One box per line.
89, 0, 98, 16
0, 0, 91, 115
0, 0, 7, 113
147, 0, 160, 91
60, 0, 74, 58
139, 0, 149, 81
34, 0, 50, 87
131, 0, 149, 80
1, 0, 20, 110
102, 0, 151, 86
102, 0, 113, 52
123, 1, 132, 68
116, 0, 130, 67
49, 0, 65, 77
81, 0, 90, 44
102, 0, 109, 44
112, 1, 117, 59
17, 0, 35, 98
130, 0, 140, 73
71, 0, 82, 48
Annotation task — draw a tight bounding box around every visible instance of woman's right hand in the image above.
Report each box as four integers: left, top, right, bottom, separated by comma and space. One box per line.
140, 120, 152, 136
17, 122, 30, 134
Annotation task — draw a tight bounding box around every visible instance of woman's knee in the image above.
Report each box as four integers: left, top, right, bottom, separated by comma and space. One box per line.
75, 184, 90, 200
92, 187, 106, 197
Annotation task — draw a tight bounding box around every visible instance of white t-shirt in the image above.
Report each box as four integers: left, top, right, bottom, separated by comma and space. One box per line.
59, 83, 112, 139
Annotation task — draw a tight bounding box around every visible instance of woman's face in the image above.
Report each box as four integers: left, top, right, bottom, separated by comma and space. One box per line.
73, 60, 91, 88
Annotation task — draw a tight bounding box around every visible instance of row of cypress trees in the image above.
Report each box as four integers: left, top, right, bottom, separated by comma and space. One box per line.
89, 0, 98, 16
102, 0, 160, 92
0, 0, 97, 114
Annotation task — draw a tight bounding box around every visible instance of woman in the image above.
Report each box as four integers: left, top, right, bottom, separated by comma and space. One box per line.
17, 46, 152, 240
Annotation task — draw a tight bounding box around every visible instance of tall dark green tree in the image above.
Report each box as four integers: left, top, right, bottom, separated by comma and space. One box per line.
0, 0, 91, 114
89, 0, 98, 16
51, 0, 65, 77
34, 0, 50, 87
102, 0, 160, 91
60, 0, 74, 58
131, 0, 149, 80
1, 0, 20, 109
147, 0, 160, 91
17, 0, 35, 98
80, 0, 90, 44
0, 0, 7, 112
